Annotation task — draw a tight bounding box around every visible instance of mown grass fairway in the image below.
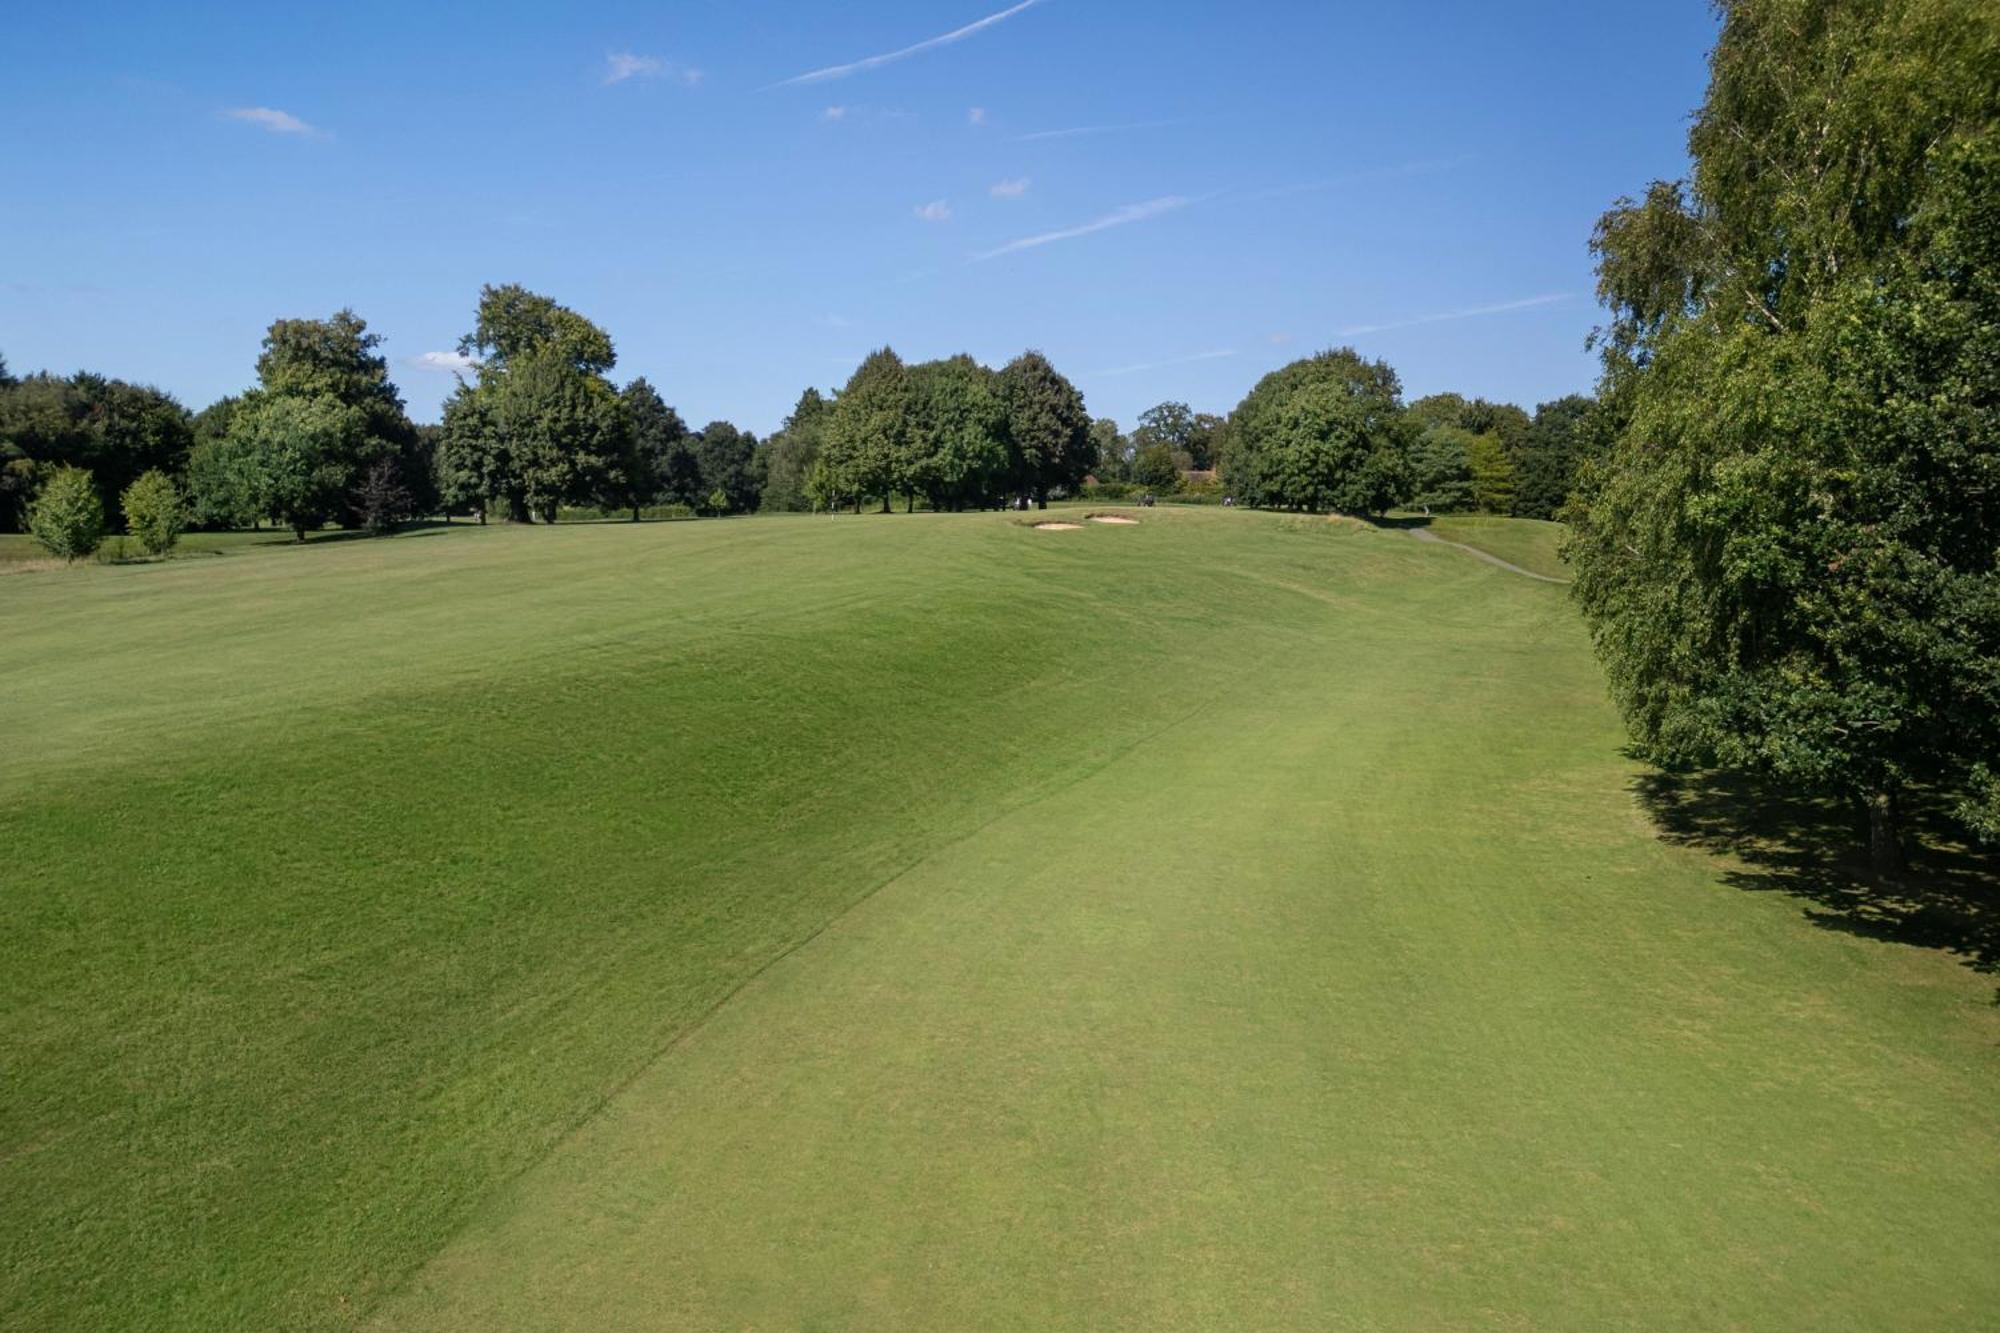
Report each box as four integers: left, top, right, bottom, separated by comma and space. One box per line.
3, 509, 1995, 1330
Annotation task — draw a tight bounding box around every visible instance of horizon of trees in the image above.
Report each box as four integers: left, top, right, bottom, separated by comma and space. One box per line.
2, 285, 1609, 551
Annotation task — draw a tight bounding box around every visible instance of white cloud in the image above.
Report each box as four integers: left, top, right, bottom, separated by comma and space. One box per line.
989, 177, 1030, 198
821, 105, 849, 121
223, 106, 321, 137
1012, 119, 1183, 142
915, 198, 953, 223
1088, 348, 1238, 378
604, 52, 664, 84
968, 106, 988, 126
1335, 292, 1572, 337
409, 350, 479, 375
775, 0, 1045, 86
604, 52, 703, 87
975, 195, 1194, 260
1267, 331, 1293, 346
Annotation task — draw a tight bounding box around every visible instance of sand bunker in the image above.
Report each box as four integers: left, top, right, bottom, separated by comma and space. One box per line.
1033, 521, 1084, 531
1088, 514, 1138, 525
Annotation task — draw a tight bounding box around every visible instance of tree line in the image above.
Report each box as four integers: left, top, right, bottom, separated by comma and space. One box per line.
4, 266, 1618, 559
0, 286, 776, 553
1086, 385, 1598, 520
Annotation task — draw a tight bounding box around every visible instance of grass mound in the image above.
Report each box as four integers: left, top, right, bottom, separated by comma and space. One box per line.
2, 509, 1993, 1330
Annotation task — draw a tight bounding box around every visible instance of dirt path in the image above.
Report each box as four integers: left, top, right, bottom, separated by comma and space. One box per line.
1408, 526, 1568, 584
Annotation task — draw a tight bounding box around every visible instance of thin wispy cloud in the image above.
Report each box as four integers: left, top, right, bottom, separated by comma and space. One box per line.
223, 106, 322, 137
1011, 118, 1184, 142
773, 0, 1045, 87
821, 105, 849, 121
604, 52, 663, 83
915, 199, 953, 223
968, 106, 989, 126
974, 195, 1194, 260
1335, 292, 1573, 337
1088, 348, 1239, 378
989, 177, 1030, 198
1237, 156, 1473, 204
604, 52, 703, 86
409, 351, 479, 375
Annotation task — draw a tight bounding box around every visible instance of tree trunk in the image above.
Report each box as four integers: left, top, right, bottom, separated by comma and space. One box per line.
1865, 789, 1905, 877
906, 494, 914, 514
631, 505, 641, 522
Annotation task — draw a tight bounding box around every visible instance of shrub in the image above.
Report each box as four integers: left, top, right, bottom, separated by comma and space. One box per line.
121, 469, 188, 556
354, 459, 412, 536
28, 466, 106, 563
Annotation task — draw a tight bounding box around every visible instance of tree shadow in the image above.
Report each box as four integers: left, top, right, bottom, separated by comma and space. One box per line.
1634, 768, 2000, 989
1362, 513, 1435, 532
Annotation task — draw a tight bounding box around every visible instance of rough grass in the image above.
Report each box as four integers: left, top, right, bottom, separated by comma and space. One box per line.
1424, 513, 1569, 579
2, 510, 1994, 1330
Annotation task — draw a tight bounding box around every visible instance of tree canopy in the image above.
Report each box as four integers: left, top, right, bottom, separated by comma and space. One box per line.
760, 388, 829, 512
1513, 395, 1599, 520
907, 356, 1008, 512
1567, 0, 2000, 870
822, 347, 913, 512
458, 283, 616, 376
438, 287, 628, 522
998, 350, 1094, 506
0, 372, 192, 532
1223, 349, 1410, 514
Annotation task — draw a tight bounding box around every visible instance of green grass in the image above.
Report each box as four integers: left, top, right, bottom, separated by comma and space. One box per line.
0, 524, 444, 568
1422, 513, 1569, 579
2, 509, 1994, 1330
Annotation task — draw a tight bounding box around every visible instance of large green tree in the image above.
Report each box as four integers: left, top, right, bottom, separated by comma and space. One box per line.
907, 356, 1009, 511
1224, 349, 1411, 514
1513, 395, 1599, 520
600, 377, 688, 519
823, 348, 913, 513
458, 283, 616, 376
255, 309, 413, 450
1408, 426, 1476, 513
998, 350, 1094, 507
760, 388, 829, 512
191, 310, 415, 533
437, 287, 629, 522
223, 394, 370, 540
692, 420, 762, 515
1088, 417, 1129, 481
1568, 0, 2000, 871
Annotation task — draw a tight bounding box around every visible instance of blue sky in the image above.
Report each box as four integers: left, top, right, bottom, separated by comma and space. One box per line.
1, 2, 1718, 433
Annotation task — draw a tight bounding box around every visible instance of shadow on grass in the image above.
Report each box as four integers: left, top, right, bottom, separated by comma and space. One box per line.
1635, 769, 2000, 990
1362, 514, 1435, 532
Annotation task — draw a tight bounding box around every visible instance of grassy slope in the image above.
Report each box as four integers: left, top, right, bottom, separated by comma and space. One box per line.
0, 527, 338, 567
3, 510, 1994, 1329
1423, 514, 1569, 579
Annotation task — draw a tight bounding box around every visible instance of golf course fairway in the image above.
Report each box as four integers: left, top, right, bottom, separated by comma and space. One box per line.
3, 508, 1994, 1329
